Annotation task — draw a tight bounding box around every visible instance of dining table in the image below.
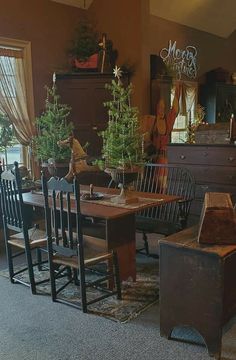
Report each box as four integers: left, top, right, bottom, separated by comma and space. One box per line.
22, 185, 181, 282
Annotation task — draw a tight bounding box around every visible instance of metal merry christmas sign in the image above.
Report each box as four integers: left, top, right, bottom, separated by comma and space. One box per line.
160, 40, 198, 80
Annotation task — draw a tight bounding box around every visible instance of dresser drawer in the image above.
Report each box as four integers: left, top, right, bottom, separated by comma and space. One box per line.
168, 146, 236, 166
188, 165, 236, 186
195, 183, 236, 201
190, 198, 203, 215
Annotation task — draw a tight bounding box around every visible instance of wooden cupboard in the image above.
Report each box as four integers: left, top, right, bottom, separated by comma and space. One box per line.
199, 83, 236, 123
56, 73, 114, 157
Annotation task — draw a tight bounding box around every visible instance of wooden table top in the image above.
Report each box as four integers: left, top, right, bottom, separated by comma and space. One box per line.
23, 185, 181, 220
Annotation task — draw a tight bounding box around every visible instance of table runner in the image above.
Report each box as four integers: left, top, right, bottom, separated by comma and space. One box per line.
32, 190, 165, 210
80, 190, 164, 210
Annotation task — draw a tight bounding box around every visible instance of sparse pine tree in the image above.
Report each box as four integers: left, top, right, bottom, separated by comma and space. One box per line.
99, 67, 145, 170
33, 84, 74, 162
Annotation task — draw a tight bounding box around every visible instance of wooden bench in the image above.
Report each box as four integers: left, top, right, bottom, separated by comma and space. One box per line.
159, 225, 236, 359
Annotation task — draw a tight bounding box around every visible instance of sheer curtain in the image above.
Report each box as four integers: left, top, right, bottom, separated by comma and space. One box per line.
179, 81, 197, 117
171, 81, 197, 142
0, 47, 37, 174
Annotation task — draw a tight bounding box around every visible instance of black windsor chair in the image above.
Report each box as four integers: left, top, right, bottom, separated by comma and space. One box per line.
42, 174, 121, 313
0, 161, 48, 294
134, 163, 195, 257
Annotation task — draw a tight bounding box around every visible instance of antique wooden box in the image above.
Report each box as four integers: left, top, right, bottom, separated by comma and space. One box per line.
198, 192, 236, 244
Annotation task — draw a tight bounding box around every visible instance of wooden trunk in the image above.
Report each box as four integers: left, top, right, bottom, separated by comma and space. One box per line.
198, 192, 236, 244
160, 225, 236, 360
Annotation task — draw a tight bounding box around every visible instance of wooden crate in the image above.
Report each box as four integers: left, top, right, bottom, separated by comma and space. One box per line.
198, 192, 236, 244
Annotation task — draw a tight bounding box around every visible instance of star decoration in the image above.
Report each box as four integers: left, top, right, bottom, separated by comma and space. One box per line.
113, 66, 122, 81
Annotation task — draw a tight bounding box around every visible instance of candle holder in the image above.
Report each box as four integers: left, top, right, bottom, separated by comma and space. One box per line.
105, 168, 139, 204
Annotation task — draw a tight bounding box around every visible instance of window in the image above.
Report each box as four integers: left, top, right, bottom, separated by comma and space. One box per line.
0, 51, 21, 166
171, 82, 198, 143
0, 37, 35, 170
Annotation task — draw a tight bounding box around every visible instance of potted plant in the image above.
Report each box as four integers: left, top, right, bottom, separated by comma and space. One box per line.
33, 77, 74, 177
69, 20, 99, 70
97, 66, 145, 203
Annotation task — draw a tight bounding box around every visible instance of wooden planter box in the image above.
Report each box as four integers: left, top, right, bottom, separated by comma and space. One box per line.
74, 53, 98, 70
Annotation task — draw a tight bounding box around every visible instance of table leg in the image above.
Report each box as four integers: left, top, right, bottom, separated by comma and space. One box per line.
106, 214, 136, 282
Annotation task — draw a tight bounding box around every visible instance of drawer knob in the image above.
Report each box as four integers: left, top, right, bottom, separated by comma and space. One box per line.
228, 157, 234, 162
180, 155, 186, 160
92, 126, 98, 130
200, 185, 209, 191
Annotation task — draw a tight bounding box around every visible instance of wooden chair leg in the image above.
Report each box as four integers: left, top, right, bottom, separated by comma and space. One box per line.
36, 248, 43, 271
73, 269, 80, 286
50, 263, 57, 302
113, 252, 122, 300
143, 232, 149, 256
25, 250, 36, 295
79, 266, 87, 313
5, 243, 15, 283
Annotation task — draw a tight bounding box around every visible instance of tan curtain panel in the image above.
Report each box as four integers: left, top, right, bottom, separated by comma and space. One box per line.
178, 81, 197, 116
0, 49, 37, 146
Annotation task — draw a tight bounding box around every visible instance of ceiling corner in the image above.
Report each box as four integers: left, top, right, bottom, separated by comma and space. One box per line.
51, 0, 93, 10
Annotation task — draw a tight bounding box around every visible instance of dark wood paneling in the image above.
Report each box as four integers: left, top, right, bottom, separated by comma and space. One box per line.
56, 73, 114, 157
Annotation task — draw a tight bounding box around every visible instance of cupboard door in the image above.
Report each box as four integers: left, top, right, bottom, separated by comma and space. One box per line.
200, 83, 236, 123
56, 74, 113, 156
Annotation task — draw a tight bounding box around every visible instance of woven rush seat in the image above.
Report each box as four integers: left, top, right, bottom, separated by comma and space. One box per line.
53, 251, 113, 268
9, 228, 47, 249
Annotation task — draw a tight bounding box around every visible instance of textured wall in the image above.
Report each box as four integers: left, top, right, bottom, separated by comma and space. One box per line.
0, 0, 235, 116
0, 0, 84, 115
88, 0, 144, 111
88, 0, 236, 114
149, 15, 236, 80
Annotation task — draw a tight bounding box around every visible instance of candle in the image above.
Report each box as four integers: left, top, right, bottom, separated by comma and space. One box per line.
229, 114, 234, 143
53, 72, 56, 85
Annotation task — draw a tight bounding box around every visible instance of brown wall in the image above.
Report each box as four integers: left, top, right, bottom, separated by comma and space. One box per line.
149, 15, 236, 80
89, 0, 236, 115
0, 0, 235, 118
0, 0, 84, 115
88, 0, 144, 111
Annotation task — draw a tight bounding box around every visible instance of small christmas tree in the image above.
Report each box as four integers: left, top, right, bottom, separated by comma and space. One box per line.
99, 66, 145, 170
33, 75, 74, 162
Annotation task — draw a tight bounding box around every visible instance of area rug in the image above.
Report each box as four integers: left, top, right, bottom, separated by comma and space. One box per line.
0, 259, 159, 323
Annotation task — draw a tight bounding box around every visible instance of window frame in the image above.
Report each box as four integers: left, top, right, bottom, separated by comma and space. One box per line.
0, 37, 35, 166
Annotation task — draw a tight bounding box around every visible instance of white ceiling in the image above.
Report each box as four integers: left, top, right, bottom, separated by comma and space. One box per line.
51, 0, 236, 38
150, 0, 236, 38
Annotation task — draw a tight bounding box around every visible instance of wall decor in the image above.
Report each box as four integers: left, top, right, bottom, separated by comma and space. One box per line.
160, 40, 198, 80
